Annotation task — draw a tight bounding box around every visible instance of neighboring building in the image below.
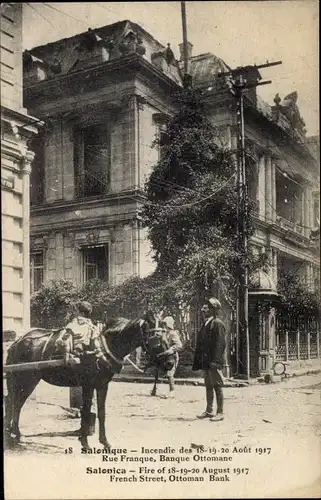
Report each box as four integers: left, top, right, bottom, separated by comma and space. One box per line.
23, 21, 320, 373
187, 52, 320, 374
1, 3, 40, 333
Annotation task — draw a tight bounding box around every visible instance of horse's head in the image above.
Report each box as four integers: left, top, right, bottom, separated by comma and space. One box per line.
142, 310, 158, 330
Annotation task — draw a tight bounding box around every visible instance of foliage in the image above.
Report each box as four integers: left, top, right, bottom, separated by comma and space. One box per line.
79, 278, 112, 323
277, 270, 321, 316
104, 273, 182, 320
30, 275, 185, 329
30, 279, 79, 329
142, 85, 257, 306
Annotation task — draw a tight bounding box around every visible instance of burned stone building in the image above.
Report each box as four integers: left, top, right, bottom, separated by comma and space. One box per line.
23, 20, 320, 374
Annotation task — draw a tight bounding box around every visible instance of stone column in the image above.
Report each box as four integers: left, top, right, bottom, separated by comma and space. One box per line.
132, 219, 140, 276
258, 155, 266, 220
271, 160, 276, 222
124, 95, 139, 190
265, 155, 273, 223
304, 184, 311, 238
21, 150, 34, 331
271, 248, 278, 285
306, 262, 313, 290
300, 188, 305, 236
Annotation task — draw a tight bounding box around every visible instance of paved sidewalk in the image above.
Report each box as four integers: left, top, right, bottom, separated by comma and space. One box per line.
115, 358, 321, 386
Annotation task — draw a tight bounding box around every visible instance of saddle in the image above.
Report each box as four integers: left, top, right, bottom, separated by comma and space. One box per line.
42, 329, 123, 373
41, 329, 71, 361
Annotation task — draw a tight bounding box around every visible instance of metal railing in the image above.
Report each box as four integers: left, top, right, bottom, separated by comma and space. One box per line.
275, 214, 304, 235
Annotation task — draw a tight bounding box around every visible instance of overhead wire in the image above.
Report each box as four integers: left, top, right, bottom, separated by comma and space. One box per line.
26, 2, 56, 29
43, 3, 90, 27
23, 6, 318, 227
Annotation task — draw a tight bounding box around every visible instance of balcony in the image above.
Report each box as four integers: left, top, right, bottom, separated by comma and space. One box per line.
275, 215, 304, 236
75, 171, 110, 199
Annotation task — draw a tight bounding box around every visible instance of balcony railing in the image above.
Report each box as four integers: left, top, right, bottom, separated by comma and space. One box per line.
75, 171, 110, 198
275, 215, 304, 236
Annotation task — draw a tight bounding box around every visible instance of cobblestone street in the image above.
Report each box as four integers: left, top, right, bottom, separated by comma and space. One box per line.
4, 374, 321, 499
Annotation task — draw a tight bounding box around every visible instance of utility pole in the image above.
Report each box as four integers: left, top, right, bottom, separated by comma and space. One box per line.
180, 1, 192, 87
219, 60, 282, 379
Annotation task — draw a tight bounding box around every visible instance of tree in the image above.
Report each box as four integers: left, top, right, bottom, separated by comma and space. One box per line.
278, 270, 321, 316
142, 86, 257, 307
79, 278, 112, 323
30, 279, 79, 329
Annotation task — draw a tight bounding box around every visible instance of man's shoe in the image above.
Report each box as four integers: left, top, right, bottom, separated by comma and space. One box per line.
197, 411, 214, 419
210, 414, 224, 422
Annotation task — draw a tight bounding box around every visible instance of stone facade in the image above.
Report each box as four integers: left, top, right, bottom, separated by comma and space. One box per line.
23, 21, 319, 375
24, 21, 181, 292
1, 3, 40, 333
187, 54, 320, 295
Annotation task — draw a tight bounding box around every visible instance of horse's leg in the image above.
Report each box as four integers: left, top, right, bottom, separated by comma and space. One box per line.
151, 367, 158, 396
79, 385, 94, 450
4, 375, 15, 445
96, 384, 111, 449
4, 374, 14, 429
10, 373, 41, 442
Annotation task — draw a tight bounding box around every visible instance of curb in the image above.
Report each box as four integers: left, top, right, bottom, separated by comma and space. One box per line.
114, 367, 321, 387
113, 376, 249, 388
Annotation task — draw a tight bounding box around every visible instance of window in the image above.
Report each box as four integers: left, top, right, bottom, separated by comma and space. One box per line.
276, 171, 303, 224
82, 245, 109, 283
74, 124, 110, 198
30, 252, 44, 294
30, 133, 45, 205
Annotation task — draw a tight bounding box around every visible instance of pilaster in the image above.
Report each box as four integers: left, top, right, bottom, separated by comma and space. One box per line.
265, 155, 273, 223
123, 95, 139, 190
304, 184, 311, 238
21, 150, 34, 331
271, 160, 276, 223
258, 155, 266, 219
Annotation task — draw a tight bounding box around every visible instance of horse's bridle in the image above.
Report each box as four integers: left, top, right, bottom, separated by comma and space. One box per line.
138, 319, 151, 354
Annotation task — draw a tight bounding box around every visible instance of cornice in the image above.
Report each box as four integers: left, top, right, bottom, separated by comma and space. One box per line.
243, 98, 317, 165
30, 189, 146, 216
24, 54, 181, 105
30, 213, 140, 236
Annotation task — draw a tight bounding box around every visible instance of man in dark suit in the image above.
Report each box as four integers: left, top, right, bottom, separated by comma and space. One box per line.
192, 298, 226, 422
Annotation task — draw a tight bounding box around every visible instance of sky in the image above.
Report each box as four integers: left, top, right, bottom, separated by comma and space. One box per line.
23, 1, 319, 136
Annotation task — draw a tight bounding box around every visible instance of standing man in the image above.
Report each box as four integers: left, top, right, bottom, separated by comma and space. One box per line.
192, 298, 226, 422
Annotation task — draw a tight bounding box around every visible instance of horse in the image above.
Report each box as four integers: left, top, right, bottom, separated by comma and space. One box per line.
4, 313, 157, 451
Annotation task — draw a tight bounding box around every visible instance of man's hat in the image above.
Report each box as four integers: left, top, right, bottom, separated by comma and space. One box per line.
207, 298, 221, 310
